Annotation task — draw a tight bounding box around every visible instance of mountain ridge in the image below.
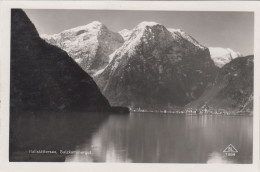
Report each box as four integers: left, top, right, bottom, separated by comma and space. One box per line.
41, 21, 244, 72
40, 20, 253, 113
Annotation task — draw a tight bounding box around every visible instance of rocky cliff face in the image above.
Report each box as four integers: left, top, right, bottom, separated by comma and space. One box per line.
41, 21, 124, 75
94, 22, 217, 110
10, 9, 112, 112
186, 55, 253, 112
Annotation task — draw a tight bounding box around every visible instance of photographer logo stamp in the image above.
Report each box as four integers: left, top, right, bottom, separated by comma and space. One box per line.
223, 144, 238, 157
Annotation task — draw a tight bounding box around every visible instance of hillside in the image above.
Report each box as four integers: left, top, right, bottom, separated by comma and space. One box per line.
186, 55, 253, 113
10, 9, 113, 112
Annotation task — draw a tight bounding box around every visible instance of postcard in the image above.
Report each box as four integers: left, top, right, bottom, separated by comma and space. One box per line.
0, 1, 259, 172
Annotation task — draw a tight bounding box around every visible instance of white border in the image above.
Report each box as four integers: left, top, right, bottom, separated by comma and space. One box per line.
0, 1, 259, 172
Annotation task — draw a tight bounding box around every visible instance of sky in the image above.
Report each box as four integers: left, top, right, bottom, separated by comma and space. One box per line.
24, 9, 254, 55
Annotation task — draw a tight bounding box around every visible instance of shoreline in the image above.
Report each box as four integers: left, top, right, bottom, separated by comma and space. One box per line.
130, 110, 253, 116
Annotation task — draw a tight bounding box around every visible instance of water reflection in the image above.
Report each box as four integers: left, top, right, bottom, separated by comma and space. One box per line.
10, 112, 252, 163
207, 152, 235, 164
9, 112, 110, 161
67, 113, 253, 163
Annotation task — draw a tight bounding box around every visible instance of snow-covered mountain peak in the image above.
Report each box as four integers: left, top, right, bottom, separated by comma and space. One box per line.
137, 21, 160, 28
85, 21, 107, 31
42, 21, 107, 39
41, 21, 124, 74
132, 21, 165, 35
209, 47, 242, 68
119, 29, 130, 34
168, 28, 207, 50
168, 28, 183, 33
119, 22, 162, 41
88, 21, 104, 27
108, 22, 171, 64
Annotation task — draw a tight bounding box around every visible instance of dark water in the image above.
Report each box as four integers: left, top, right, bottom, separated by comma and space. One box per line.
10, 112, 252, 163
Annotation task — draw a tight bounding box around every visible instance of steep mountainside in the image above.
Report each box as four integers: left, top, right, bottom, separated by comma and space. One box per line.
10, 9, 112, 112
209, 47, 242, 68
186, 55, 253, 113
94, 22, 218, 110
41, 21, 124, 75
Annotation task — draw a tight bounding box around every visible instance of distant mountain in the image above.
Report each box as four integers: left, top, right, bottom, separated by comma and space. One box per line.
209, 47, 242, 68
11, 9, 115, 112
41, 21, 124, 75
186, 55, 253, 113
94, 22, 217, 110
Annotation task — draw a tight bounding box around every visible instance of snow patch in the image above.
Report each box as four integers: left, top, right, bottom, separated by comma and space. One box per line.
137, 21, 159, 28
93, 67, 106, 77
74, 58, 83, 64
209, 47, 242, 68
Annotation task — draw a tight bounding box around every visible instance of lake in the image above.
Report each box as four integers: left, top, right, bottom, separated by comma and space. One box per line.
10, 112, 253, 163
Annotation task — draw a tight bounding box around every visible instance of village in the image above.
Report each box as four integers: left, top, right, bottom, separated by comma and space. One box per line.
131, 105, 251, 115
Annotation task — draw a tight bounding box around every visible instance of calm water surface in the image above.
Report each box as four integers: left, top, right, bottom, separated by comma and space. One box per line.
10, 112, 252, 163
66, 112, 252, 163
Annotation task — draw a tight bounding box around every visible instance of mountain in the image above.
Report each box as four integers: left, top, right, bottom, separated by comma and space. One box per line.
119, 29, 132, 41
94, 22, 218, 110
41, 21, 124, 75
209, 47, 242, 68
168, 28, 207, 50
186, 55, 253, 113
10, 9, 123, 113
36, 18, 252, 113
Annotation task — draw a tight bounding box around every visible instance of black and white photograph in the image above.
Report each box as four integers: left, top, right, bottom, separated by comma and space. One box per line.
0, 1, 259, 171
